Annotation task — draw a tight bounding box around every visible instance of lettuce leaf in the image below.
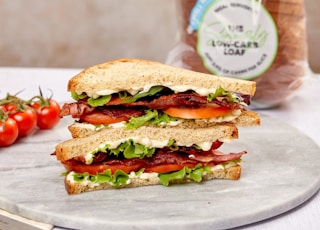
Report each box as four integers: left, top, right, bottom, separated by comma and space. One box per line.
93, 139, 156, 159
71, 164, 211, 187
71, 92, 87, 100
125, 109, 177, 129
87, 95, 112, 107
125, 109, 158, 129
112, 139, 155, 159
72, 169, 129, 187
71, 92, 112, 107
158, 164, 211, 186
207, 86, 244, 104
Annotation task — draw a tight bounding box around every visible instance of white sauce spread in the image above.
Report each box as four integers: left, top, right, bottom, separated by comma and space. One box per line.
81, 84, 217, 98
83, 134, 231, 164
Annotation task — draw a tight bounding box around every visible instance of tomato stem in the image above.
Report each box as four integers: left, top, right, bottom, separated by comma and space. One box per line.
26, 87, 53, 108
0, 110, 9, 129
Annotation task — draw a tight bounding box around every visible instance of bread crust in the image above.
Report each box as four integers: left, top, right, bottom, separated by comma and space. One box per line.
65, 165, 242, 195
68, 58, 256, 96
55, 124, 238, 162
230, 110, 260, 126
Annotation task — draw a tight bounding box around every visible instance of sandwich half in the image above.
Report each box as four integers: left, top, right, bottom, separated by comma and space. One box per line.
55, 123, 246, 195
55, 58, 260, 195
60, 58, 260, 138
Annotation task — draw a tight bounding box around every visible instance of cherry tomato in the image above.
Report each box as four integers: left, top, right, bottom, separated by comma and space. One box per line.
0, 114, 19, 147
31, 99, 61, 129
5, 104, 37, 137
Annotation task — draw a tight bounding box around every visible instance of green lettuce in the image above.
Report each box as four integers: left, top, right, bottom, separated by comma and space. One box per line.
70, 92, 112, 107
207, 86, 244, 104
125, 109, 177, 129
158, 164, 212, 186
70, 165, 211, 188
72, 169, 129, 187
110, 139, 155, 159
92, 139, 156, 159
71, 92, 87, 100
87, 95, 112, 107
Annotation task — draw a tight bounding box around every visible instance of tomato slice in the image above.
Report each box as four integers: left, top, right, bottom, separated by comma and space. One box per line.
63, 160, 203, 175
62, 160, 145, 174
163, 106, 233, 119
106, 97, 126, 106
80, 112, 129, 125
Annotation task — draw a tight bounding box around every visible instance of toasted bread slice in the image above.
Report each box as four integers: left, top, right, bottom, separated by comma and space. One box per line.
55, 124, 238, 163
68, 58, 256, 96
65, 164, 242, 195
67, 110, 260, 138
230, 110, 260, 126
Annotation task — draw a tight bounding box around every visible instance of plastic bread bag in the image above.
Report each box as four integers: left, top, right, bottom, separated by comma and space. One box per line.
166, 0, 309, 109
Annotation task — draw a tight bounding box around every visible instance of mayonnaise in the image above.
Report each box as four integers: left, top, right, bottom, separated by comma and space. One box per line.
84, 84, 217, 98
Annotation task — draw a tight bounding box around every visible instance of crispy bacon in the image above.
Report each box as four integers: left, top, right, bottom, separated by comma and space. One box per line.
60, 92, 246, 119
97, 106, 144, 119
60, 100, 94, 118
189, 150, 247, 163
147, 152, 198, 166
90, 141, 245, 167
147, 93, 208, 109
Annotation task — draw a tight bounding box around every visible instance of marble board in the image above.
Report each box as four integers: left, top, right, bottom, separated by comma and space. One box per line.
0, 114, 320, 230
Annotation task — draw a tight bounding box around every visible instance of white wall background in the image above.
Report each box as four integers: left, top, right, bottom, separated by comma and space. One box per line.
0, 0, 319, 72
0, 0, 177, 68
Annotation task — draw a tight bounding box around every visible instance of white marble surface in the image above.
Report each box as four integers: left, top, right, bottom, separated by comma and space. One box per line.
1, 68, 320, 230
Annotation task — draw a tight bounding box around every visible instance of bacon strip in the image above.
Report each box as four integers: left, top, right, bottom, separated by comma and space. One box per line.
189, 150, 247, 163
60, 100, 94, 118
60, 93, 246, 118
85, 142, 245, 167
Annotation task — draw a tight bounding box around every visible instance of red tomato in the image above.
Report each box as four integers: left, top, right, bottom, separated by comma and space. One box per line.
0, 116, 19, 147
163, 106, 233, 119
5, 104, 37, 137
63, 159, 201, 175
62, 159, 145, 174
80, 112, 129, 125
32, 99, 61, 129
106, 97, 127, 105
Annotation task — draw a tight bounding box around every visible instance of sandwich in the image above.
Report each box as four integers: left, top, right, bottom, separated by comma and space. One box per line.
55, 58, 260, 195
59, 58, 260, 138
55, 124, 246, 194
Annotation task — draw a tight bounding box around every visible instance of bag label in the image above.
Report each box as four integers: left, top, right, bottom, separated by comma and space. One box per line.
194, 0, 278, 79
